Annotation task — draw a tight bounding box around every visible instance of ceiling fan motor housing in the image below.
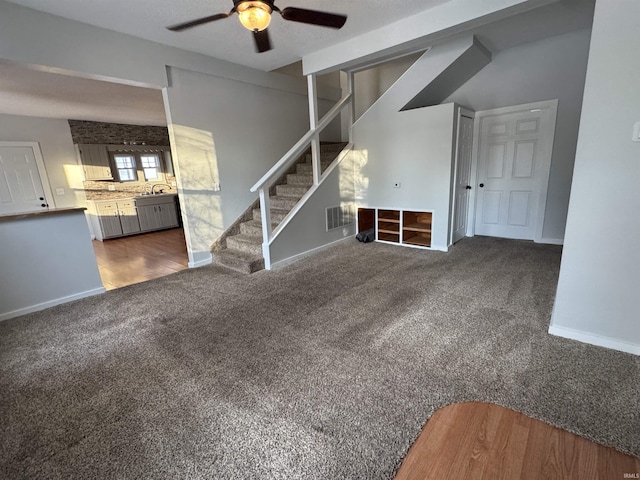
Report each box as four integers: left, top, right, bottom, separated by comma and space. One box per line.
233, 0, 278, 12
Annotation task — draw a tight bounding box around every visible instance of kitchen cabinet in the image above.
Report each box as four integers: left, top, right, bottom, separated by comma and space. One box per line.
78, 144, 113, 180
91, 200, 141, 240
89, 195, 178, 240
137, 200, 179, 233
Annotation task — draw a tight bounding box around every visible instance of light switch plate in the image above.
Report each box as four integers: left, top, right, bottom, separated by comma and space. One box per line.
55, 187, 65, 195
633, 121, 640, 142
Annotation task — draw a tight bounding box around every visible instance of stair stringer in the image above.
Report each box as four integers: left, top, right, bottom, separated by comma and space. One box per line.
356, 35, 491, 121
266, 144, 356, 268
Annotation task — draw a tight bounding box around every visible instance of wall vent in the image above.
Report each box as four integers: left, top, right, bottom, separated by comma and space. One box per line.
326, 204, 354, 231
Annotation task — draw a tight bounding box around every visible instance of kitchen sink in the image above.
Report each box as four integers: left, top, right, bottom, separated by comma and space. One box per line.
133, 193, 177, 206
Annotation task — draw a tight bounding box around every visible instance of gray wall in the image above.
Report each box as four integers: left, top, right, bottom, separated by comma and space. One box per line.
0, 211, 104, 320
445, 28, 592, 241
269, 155, 356, 266
550, 0, 640, 354
0, 114, 86, 209
164, 67, 339, 267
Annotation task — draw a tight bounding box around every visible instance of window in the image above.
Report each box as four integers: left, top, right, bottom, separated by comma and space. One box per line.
140, 154, 161, 180
113, 154, 137, 182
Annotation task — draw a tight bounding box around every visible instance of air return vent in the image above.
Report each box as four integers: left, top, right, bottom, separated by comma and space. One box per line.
326, 204, 354, 231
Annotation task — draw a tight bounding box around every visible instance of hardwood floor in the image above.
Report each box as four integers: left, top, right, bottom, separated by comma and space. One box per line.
395, 402, 640, 480
92, 228, 189, 290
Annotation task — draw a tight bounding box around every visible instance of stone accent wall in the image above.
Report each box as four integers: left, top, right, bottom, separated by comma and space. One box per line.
68, 120, 170, 145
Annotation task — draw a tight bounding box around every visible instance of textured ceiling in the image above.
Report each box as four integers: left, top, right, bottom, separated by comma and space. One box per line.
0, 63, 167, 125
0, 0, 594, 126
5, 0, 450, 72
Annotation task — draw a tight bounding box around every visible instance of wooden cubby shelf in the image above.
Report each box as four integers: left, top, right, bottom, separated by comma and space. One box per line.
358, 208, 433, 249
377, 209, 400, 243
402, 210, 432, 248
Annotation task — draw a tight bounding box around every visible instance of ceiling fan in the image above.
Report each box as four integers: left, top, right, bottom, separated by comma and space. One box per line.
167, 0, 347, 53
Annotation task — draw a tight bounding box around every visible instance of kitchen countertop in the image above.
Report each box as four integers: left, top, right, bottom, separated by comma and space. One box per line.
0, 207, 87, 222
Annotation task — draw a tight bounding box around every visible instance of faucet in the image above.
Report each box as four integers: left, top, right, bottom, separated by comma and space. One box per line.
151, 183, 172, 195
142, 183, 152, 195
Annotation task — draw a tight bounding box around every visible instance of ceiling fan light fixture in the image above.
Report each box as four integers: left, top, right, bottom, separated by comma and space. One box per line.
237, 1, 272, 32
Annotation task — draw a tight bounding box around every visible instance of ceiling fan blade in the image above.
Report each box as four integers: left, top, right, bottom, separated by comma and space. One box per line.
167, 13, 230, 32
279, 7, 347, 29
253, 29, 272, 53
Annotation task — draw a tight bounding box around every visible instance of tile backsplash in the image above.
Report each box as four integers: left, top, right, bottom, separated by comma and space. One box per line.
83, 180, 177, 200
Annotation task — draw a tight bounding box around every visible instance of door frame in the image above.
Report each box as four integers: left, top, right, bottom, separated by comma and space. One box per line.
0, 141, 55, 210
449, 106, 475, 246
468, 99, 558, 243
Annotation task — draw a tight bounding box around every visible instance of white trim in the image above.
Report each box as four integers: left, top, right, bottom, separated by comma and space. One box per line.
188, 254, 212, 269
548, 325, 640, 356
0, 287, 106, 322
0, 141, 56, 209
270, 237, 352, 270
469, 99, 558, 242
537, 237, 564, 245
450, 106, 476, 245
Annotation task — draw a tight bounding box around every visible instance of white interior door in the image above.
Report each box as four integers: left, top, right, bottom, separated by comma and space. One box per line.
0, 144, 50, 214
452, 113, 474, 244
474, 100, 557, 241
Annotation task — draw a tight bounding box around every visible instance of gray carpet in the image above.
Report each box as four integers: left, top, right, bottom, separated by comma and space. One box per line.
1, 236, 638, 479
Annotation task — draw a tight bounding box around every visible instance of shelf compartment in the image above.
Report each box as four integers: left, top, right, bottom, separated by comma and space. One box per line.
402, 210, 432, 248
378, 221, 400, 234
378, 232, 400, 243
403, 232, 431, 247
378, 209, 400, 223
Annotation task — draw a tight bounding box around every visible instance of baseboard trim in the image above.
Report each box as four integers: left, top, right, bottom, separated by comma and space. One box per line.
537, 237, 564, 245
548, 325, 640, 355
270, 237, 352, 270
0, 287, 106, 322
189, 254, 212, 269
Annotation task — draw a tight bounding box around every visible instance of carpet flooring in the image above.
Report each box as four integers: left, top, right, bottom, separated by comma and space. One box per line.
0, 236, 638, 479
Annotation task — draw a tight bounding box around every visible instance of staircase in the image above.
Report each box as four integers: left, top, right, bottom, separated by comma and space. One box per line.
212, 143, 346, 273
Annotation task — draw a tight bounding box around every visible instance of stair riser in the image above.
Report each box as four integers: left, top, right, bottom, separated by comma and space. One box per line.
286, 174, 313, 186
240, 222, 263, 236
271, 197, 299, 210
305, 153, 341, 162
276, 185, 309, 197
296, 162, 332, 174
226, 237, 263, 256
214, 253, 264, 274
253, 209, 288, 223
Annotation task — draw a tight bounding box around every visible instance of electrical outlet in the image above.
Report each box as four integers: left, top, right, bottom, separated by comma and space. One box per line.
213, 182, 221, 192
108, 185, 116, 191
393, 182, 401, 188
170, 181, 177, 187
633, 121, 640, 142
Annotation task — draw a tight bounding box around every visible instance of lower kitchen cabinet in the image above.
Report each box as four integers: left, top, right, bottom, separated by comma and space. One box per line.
94, 200, 141, 240
137, 202, 179, 232
89, 195, 179, 241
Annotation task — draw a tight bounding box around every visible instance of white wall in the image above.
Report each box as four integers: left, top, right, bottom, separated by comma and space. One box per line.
354, 103, 455, 251
0, 211, 104, 321
352, 37, 482, 251
164, 67, 337, 267
550, 0, 640, 355
0, 114, 86, 209
445, 28, 591, 241
269, 156, 356, 267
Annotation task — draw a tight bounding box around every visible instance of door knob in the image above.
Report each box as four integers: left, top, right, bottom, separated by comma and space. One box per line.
479, 183, 485, 188
39, 197, 44, 200
465, 185, 472, 190
41, 203, 47, 207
